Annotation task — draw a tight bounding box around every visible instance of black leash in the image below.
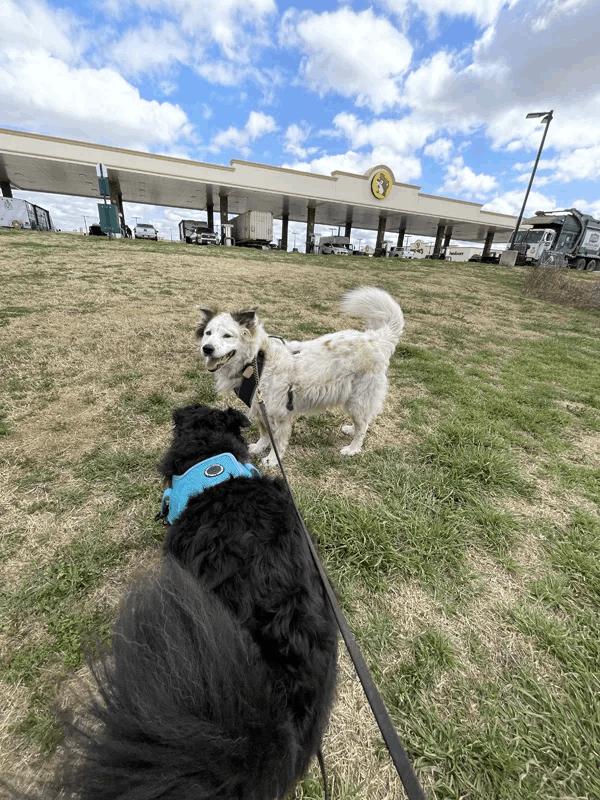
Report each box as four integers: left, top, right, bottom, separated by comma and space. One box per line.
250, 362, 426, 800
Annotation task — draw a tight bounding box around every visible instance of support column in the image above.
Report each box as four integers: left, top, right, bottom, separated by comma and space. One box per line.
219, 195, 228, 225
206, 203, 214, 230
396, 227, 406, 248
442, 226, 453, 258
281, 213, 289, 251
375, 216, 387, 256
344, 220, 352, 239
432, 223, 445, 259
219, 195, 229, 244
482, 229, 495, 257
1, 180, 13, 198
305, 206, 315, 253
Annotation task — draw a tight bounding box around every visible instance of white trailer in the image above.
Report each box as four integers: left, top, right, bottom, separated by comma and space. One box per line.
230, 210, 273, 247
0, 197, 53, 231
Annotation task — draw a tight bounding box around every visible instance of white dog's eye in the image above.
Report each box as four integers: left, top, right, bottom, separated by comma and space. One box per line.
223, 334, 232, 338
205, 330, 211, 336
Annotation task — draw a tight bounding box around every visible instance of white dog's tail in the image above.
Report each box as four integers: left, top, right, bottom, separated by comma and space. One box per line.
341, 286, 404, 346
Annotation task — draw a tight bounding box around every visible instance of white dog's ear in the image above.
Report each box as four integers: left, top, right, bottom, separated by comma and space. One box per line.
232, 307, 259, 328
196, 307, 214, 339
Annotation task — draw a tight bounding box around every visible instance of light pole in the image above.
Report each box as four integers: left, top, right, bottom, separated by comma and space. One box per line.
83, 215, 87, 234
358, 238, 363, 251
511, 110, 554, 249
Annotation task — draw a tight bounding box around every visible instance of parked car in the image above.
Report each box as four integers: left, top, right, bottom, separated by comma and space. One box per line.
89, 224, 107, 237
134, 224, 158, 240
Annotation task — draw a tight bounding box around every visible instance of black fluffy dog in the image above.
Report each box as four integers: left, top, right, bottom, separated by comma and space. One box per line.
45, 404, 338, 800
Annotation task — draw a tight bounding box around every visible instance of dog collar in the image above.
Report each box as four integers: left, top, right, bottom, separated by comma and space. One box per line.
159, 453, 260, 524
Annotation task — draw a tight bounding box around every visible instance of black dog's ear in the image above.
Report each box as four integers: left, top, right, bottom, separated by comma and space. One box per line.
196, 308, 214, 339
232, 307, 259, 328
223, 407, 252, 432
172, 404, 207, 427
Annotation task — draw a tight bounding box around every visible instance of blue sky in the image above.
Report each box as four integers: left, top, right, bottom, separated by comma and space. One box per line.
2, 0, 599, 249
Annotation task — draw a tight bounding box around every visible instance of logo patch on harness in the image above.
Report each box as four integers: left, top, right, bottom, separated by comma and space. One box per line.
204, 464, 225, 478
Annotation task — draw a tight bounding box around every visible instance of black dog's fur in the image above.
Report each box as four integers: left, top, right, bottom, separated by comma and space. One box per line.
42, 405, 338, 800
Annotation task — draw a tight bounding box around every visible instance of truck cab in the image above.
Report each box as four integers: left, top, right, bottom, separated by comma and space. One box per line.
134, 224, 158, 241
511, 228, 556, 262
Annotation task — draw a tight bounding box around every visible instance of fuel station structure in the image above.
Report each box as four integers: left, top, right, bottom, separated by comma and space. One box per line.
0, 127, 516, 254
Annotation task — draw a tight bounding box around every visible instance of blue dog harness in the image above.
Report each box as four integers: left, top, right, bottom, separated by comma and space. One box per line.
159, 453, 260, 524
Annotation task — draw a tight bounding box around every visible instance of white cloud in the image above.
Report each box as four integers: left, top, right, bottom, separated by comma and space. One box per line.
283, 123, 318, 159
110, 22, 190, 76
281, 147, 422, 185
279, 7, 413, 112
438, 156, 499, 199
0, 0, 85, 62
209, 110, 277, 156
381, 0, 513, 29
110, 0, 277, 63
483, 188, 556, 217
0, 50, 194, 148
424, 138, 454, 162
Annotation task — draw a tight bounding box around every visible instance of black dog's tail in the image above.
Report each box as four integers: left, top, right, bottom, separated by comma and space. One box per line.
51, 558, 301, 800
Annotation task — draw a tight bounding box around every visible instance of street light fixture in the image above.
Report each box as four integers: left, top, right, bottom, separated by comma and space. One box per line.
511, 110, 554, 250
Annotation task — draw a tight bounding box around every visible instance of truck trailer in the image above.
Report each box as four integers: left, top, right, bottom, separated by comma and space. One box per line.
510, 209, 600, 270
230, 211, 273, 248
0, 197, 54, 231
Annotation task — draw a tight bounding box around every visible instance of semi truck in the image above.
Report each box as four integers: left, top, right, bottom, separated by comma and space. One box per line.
510, 209, 600, 270
319, 235, 353, 255
0, 197, 54, 231
179, 219, 219, 245
230, 210, 273, 248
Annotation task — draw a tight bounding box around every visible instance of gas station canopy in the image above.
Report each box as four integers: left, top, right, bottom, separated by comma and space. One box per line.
0, 127, 516, 243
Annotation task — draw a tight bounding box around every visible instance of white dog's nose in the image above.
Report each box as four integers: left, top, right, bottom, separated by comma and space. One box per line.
202, 344, 215, 355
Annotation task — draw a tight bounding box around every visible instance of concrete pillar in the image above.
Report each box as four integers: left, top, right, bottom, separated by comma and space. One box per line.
219, 196, 228, 245
432, 223, 445, 259
443, 226, 453, 249
219, 195, 228, 225
375, 216, 387, 256
305, 206, 315, 252
396, 227, 406, 248
344, 220, 352, 239
206, 203, 214, 230
116, 192, 126, 229
1, 180, 13, 198
281, 213, 289, 251
482, 229, 495, 257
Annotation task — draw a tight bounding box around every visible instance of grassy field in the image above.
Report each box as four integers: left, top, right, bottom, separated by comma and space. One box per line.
1, 228, 599, 799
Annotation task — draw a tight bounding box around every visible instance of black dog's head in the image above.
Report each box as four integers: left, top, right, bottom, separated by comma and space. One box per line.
158, 405, 252, 483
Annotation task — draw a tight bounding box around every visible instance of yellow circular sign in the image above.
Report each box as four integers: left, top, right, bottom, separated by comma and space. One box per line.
371, 170, 393, 199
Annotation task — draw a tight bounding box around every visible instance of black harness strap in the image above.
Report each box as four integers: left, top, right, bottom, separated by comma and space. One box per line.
234, 340, 294, 411
252, 369, 426, 800
234, 350, 265, 408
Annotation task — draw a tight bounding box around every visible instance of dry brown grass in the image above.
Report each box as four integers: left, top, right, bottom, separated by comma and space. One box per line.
523, 264, 600, 310
1, 230, 599, 799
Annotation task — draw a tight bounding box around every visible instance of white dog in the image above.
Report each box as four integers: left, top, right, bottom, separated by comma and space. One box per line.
197, 286, 404, 466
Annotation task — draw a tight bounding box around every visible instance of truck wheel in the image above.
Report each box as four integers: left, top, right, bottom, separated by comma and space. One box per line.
586, 259, 597, 271
575, 257, 586, 270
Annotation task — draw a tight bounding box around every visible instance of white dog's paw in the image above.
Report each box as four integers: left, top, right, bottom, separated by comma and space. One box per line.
340, 443, 362, 456
249, 441, 269, 455
261, 453, 279, 468
341, 424, 355, 436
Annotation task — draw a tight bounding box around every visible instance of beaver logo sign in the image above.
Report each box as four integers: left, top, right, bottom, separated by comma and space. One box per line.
370, 169, 393, 199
